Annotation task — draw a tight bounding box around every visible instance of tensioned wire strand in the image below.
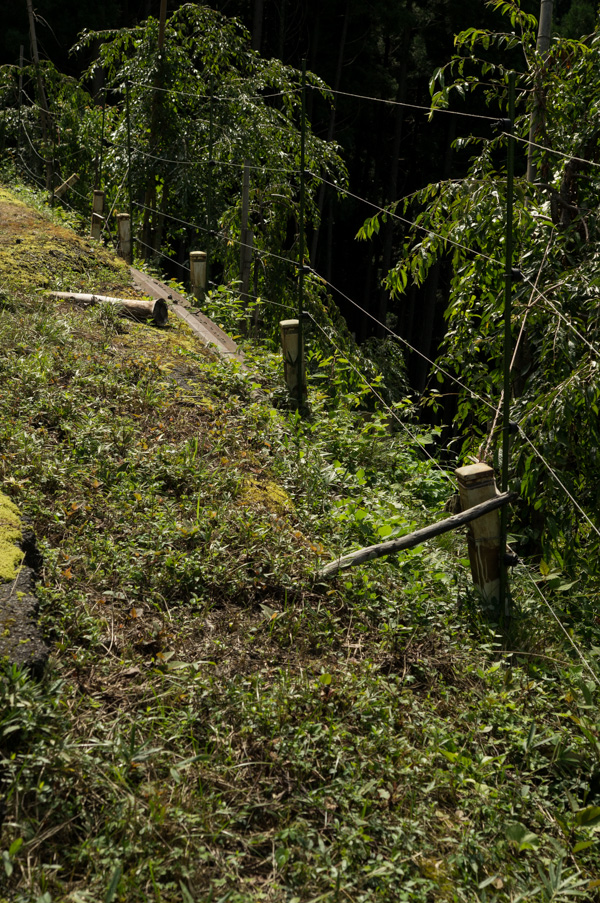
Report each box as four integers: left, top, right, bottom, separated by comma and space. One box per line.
516, 426, 600, 543
110, 141, 302, 176
508, 132, 600, 170
316, 85, 502, 122
312, 173, 500, 267
310, 268, 498, 414
516, 561, 600, 685
128, 79, 302, 103
132, 200, 299, 267
127, 77, 502, 122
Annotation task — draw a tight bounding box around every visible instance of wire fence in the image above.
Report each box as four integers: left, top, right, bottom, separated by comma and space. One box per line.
9, 58, 600, 664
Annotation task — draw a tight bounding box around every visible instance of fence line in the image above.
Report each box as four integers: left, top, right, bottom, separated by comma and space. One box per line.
316, 85, 502, 122
313, 174, 501, 268
132, 200, 299, 269
516, 426, 600, 541
128, 79, 302, 104
508, 132, 600, 170
310, 268, 498, 414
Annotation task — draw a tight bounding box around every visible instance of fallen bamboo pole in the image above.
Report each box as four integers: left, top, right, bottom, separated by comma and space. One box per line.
49, 291, 168, 326
316, 491, 517, 580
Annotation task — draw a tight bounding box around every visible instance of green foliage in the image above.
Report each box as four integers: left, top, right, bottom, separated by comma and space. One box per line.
72, 5, 346, 310
359, 0, 600, 580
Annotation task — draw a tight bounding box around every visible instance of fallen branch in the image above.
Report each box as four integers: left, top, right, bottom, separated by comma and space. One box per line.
316, 491, 517, 580
49, 291, 168, 327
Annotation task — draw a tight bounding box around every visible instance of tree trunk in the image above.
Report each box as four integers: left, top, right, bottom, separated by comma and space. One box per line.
252, 0, 264, 52
527, 0, 553, 182
25, 0, 52, 189
310, 1, 350, 268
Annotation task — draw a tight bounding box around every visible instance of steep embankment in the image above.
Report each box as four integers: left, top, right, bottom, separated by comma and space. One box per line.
1, 184, 599, 903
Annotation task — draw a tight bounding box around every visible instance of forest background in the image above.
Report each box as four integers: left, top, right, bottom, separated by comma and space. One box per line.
0, 0, 593, 384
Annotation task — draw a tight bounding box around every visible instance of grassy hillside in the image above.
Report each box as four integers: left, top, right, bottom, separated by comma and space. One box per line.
1, 183, 599, 903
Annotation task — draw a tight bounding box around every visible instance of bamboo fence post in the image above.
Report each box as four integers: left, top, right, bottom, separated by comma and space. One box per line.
91, 189, 105, 240
190, 251, 207, 302
280, 319, 306, 400
455, 463, 502, 608
117, 213, 132, 263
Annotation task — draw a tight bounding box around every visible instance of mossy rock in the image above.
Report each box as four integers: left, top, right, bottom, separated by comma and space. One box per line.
0, 493, 48, 676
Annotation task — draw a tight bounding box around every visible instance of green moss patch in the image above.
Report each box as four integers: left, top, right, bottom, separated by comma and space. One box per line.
0, 491, 23, 582
0, 186, 132, 297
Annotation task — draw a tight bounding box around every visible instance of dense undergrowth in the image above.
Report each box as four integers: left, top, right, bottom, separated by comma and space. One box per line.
1, 183, 600, 903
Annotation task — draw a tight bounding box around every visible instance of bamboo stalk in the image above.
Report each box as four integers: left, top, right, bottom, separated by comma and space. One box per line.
315, 491, 517, 580
49, 292, 168, 326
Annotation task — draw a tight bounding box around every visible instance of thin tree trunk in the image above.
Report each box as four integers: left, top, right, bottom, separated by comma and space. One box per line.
377, 24, 411, 336
25, 0, 52, 188
310, 1, 350, 268
252, 0, 264, 52
142, 0, 168, 258
527, 0, 553, 182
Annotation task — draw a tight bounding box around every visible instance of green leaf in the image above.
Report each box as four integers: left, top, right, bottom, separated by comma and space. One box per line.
574, 806, 600, 827
104, 863, 122, 903
572, 840, 595, 853
505, 822, 540, 851
8, 838, 22, 858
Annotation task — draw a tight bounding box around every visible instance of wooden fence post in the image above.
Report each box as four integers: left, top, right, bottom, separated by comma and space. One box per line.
455, 463, 501, 608
116, 213, 132, 263
280, 319, 306, 400
91, 189, 105, 240
190, 251, 207, 302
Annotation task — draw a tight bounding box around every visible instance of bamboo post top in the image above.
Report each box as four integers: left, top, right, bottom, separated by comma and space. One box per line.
455, 462, 496, 483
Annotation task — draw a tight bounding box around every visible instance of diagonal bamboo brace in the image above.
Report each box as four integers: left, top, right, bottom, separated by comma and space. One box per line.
315, 490, 516, 580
